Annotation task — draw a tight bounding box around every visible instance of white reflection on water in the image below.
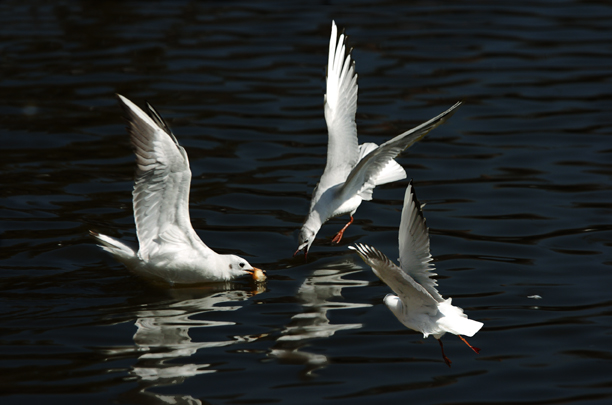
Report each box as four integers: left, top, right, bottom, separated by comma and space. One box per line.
270, 261, 371, 376
103, 284, 265, 404
131, 290, 250, 380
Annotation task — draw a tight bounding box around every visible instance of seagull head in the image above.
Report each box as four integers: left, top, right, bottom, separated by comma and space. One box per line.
294, 226, 316, 259
227, 255, 266, 282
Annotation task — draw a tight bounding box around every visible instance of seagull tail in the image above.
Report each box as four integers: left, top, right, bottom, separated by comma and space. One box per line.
90, 230, 138, 264
356, 143, 407, 199
437, 298, 484, 337
374, 159, 406, 186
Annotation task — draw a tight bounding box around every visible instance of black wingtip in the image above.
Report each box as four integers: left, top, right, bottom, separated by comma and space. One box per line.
115, 95, 181, 148
145, 101, 176, 141
439, 101, 462, 121
408, 178, 423, 210
406, 179, 428, 231
350, 243, 390, 265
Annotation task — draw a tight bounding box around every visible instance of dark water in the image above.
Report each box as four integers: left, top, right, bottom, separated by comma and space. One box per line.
2, 1, 612, 404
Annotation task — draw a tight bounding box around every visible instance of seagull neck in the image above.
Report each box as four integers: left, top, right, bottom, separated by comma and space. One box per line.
304, 210, 323, 233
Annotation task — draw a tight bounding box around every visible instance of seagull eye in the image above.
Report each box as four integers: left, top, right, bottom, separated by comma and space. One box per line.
239, 262, 245, 268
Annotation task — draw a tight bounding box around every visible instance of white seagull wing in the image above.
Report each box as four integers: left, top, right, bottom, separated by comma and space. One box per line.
399, 181, 444, 303
318, 20, 360, 193
117, 94, 205, 261
339, 102, 462, 202
350, 243, 439, 313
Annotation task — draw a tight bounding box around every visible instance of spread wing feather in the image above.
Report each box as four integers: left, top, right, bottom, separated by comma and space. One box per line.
350, 243, 439, 312
117, 94, 205, 261
339, 102, 462, 202
318, 21, 360, 194
399, 181, 444, 302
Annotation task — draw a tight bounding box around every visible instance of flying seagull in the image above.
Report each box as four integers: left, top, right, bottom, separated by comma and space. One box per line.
350, 181, 482, 366
91, 94, 266, 285
295, 21, 461, 257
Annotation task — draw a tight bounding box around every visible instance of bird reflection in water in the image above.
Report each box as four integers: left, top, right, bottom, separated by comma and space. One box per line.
269, 261, 370, 376
105, 282, 266, 404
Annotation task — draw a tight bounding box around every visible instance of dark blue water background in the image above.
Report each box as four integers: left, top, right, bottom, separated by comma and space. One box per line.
2, 1, 612, 404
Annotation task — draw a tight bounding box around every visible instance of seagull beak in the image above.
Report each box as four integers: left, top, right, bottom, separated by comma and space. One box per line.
294, 240, 311, 260
247, 267, 266, 282
293, 246, 308, 260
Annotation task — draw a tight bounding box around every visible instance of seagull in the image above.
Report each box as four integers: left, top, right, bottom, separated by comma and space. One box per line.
91, 94, 266, 285
350, 181, 482, 367
295, 21, 462, 257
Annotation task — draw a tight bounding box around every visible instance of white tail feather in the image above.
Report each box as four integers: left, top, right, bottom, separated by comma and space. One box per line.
357, 142, 378, 160
437, 299, 483, 337
356, 142, 407, 200
374, 159, 406, 186
90, 231, 137, 264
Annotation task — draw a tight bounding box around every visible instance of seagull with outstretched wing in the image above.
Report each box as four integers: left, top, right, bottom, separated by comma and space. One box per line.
295, 21, 461, 257
350, 181, 482, 366
91, 95, 265, 285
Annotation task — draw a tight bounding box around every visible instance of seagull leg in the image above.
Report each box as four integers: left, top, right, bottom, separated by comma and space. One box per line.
458, 335, 481, 354
437, 338, 452, 367
331, 216, 354, 244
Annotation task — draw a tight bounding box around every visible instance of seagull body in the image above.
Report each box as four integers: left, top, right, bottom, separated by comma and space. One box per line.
350, 181, 482, 366
296, 21, 462, 256
91, 95, 265, 285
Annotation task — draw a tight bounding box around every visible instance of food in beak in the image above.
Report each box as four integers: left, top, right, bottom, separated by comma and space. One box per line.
250, 267, 266, 282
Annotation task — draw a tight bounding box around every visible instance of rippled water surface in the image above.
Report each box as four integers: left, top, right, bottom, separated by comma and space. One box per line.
2, 1, 612, 404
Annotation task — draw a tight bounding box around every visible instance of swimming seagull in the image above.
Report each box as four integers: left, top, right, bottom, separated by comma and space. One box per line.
295, 21, 462, 257
350, 181, 482, 366
91, 94, 266, 285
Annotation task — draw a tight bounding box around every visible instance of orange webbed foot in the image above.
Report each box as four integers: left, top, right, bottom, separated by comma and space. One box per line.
331, 216, 354, 245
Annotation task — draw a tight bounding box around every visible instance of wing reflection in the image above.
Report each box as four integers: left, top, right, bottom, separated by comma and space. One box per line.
270, 261, 370, 376
106, 283, 266, 404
